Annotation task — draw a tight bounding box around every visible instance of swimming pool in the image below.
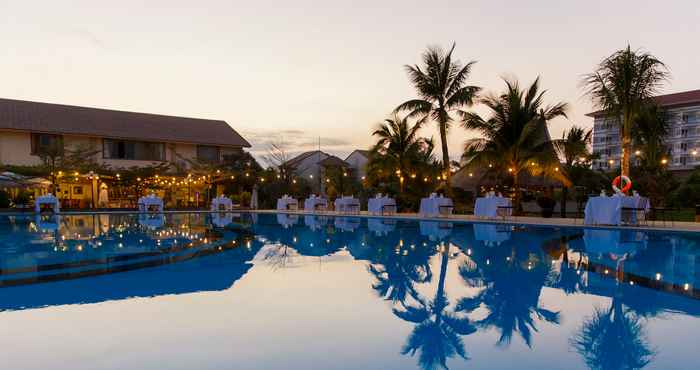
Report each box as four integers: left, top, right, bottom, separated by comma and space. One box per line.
1, 212, 698, 370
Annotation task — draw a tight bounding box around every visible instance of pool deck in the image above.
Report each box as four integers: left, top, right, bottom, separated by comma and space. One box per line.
4, 208, 700, 233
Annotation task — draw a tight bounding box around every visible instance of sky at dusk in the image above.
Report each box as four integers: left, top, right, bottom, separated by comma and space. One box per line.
0, 1, 698, 164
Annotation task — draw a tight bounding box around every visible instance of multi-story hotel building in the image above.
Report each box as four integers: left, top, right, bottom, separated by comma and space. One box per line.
589, 89, 700, 174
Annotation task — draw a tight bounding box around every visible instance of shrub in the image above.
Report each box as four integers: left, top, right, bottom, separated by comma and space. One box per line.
0, 190, 10, 208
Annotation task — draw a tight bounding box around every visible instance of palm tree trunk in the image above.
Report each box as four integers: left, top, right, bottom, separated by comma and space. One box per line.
621, 116, 632, 178
438, 121, 452, 197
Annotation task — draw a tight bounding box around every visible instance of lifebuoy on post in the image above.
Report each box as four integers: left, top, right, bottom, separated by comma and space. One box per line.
612, 175, 632, 194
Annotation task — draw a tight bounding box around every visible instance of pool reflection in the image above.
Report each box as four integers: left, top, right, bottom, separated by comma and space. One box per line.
0, 213, 699, 369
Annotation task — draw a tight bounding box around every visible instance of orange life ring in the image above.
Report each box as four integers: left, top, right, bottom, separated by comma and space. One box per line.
612, 175, 632, 194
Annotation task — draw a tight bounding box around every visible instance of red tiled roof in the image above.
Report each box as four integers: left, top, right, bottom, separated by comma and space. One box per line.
586, 89, 700, 117
0, 98, 250, 147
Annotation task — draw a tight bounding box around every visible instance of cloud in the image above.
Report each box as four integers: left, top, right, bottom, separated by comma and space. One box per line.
241, 128, 357, 165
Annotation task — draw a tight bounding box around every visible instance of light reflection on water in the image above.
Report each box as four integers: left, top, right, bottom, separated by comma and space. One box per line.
0, 212, 699, 370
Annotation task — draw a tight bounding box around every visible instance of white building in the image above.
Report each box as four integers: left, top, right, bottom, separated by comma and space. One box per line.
285, 150, 351, 193
344, 149, 369, 180
589, 89, 700, 173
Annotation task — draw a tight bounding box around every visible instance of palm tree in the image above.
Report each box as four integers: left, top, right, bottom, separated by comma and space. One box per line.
395, 43, 480, 195
371, 115, 426, 191
553, 126, 593, 216
582, 45, 669, 178
633, 104, 669, 170
462, 77, 569, 213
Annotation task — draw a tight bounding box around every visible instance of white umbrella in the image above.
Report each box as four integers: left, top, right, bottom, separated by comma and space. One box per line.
251, 186, 259, 209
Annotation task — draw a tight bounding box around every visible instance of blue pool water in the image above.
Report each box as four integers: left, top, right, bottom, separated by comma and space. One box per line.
0, 212, 699, 370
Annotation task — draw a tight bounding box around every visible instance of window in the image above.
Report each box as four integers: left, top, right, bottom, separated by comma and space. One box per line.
103, 139, 165, 161
681, 142, 688, 151
197, 145, 220, 162
31, 133, 63, 155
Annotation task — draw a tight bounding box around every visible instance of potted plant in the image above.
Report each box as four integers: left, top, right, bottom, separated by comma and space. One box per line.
537, 195, 556, 218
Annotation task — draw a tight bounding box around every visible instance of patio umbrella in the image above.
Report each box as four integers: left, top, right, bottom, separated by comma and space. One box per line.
251, 186, 258, 209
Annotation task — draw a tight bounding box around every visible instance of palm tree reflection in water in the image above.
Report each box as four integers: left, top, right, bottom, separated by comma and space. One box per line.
572, 296, 655, 370
369, 237, 476, 370
456, 231, 561, 348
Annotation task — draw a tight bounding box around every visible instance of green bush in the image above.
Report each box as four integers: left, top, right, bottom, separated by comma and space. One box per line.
0, 190, 10, 208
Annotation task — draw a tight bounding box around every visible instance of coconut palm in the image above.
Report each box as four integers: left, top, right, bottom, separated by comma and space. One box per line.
633, 104, 670, 170
462, 77, 569, 213
371, 115, 428, 191
582, 45, 669, 178
395, 43, 480, 195
553, 126, 593, 216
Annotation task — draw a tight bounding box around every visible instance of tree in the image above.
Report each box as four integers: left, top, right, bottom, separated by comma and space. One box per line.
395, 43, 480, 196
367, 117, 441, 210
462, 77, 569, 213
553, 126, 593, 216
371, 114, 427, 192
582, 45, 669, 178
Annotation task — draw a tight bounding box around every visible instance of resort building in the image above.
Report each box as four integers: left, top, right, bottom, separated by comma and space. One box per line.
0, 98, 250, 208
589, 89, 700, 174
0, 98, 250, 168
285, 150, 351, 193
344, 149, 369, 180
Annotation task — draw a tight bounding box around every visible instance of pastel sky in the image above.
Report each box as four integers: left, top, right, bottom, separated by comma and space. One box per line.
0, 1, 698, 163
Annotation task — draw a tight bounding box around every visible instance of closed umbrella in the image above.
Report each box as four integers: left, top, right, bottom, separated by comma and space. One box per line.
251, 185, 259, 210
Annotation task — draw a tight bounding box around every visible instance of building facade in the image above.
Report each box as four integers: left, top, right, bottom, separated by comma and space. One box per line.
0, 98, 250, 169
590, 89, 700, 172
344, 149, 369, 180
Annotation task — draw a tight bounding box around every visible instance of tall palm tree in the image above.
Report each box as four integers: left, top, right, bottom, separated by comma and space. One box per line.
395, 43, 480, 195
553, 126, 593, 216
462, 77, 569, 213
582, 45, 669, 178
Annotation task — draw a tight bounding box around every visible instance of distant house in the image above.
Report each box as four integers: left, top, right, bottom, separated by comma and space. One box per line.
345, 149, 369, 180
0, 98, 250, 169
285, 150, 351, 193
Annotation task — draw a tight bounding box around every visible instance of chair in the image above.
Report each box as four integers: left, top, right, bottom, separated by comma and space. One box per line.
314, 202, 327, 213
496, 206, 514, 221
438, 204, 454, 217
621, 198, 649, 226
346, 200, 360, 215
381, 204, 397, 216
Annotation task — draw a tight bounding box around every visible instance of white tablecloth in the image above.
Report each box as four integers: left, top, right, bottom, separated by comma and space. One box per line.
35, 194, 60, 213
210, 196, 233, 211
304, 197, 328, 212
474, 197, 512, 218
334, 197, 360, 212
368, 197, 397, 214
137, 195, 164, 212
419, 197, 453, 217
276, 197, 298, 210
584, 196, 650, 226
